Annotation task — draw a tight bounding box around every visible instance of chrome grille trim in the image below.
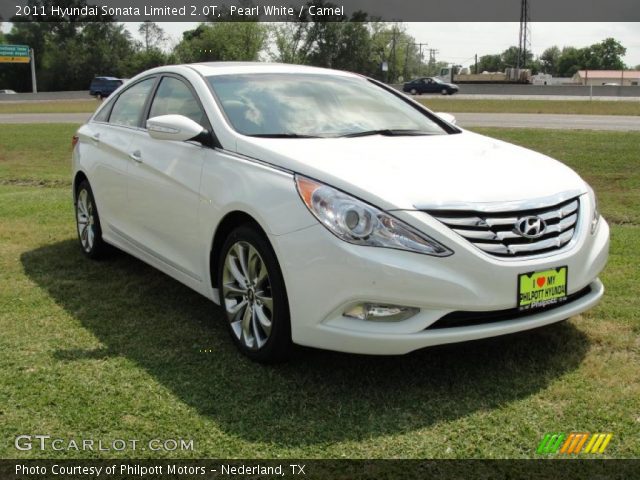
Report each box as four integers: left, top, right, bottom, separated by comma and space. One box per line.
426, 198, 580, 258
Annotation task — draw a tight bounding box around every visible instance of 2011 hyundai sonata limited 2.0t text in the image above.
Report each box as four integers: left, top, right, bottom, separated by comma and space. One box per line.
72, 62, 609, 362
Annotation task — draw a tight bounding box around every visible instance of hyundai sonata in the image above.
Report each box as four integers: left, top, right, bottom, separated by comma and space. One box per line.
72, 62, 609, 362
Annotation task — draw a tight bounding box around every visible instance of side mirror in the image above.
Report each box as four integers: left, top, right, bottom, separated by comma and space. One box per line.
147, 115, 205, 142
435, 112, 457, 125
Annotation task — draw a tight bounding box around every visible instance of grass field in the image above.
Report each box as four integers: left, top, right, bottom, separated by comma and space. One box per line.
0, 99, 100, 114
419, 98, 640, 116
1, 98, 640, 116
0, 124, 638, 459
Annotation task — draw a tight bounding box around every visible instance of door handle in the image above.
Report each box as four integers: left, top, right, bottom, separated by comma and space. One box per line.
129, 150, 142, 163
91, 133, 100, 143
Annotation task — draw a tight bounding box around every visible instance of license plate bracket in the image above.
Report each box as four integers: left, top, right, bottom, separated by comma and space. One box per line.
518, 266, 568, 311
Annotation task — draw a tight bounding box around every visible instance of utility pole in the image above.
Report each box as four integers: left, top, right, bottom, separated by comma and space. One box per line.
403, 42, 429, 79
390, 26, 398, 83
30, 48, 37, 93
427, 48, 438, 76
474, 54, 478, 74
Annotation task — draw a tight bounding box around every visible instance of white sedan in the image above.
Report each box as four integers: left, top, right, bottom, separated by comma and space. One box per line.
72, 62, 609, 362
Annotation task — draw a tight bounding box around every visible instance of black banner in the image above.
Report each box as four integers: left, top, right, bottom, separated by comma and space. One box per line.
1, 460, 639, 480
2, 0, 640, 22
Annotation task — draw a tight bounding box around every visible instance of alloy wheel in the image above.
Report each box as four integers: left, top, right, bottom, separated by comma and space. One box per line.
76, 188, 95, 253
222, 241, 274, 350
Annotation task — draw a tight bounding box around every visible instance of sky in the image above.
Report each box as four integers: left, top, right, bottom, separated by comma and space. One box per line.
3, 22, 639, 68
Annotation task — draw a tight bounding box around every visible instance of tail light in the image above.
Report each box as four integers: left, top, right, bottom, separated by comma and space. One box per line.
71, 135, 79, 148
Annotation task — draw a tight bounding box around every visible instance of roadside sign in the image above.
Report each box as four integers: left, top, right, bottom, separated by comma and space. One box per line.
0, 44, 31, 63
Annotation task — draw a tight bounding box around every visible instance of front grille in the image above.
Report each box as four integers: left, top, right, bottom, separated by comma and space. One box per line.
427, 285, 592, 330
425, 197, 580, 257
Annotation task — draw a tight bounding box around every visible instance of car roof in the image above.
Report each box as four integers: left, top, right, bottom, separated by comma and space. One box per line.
185, 61, 360, 78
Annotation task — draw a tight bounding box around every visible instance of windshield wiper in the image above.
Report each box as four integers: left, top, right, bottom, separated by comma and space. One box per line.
339, 129, 435, 138
248, 133, 321, 138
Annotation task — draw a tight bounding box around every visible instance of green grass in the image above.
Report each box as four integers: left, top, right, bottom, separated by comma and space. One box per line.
0, 125, 638, 459
0, 124, 78, 185
419, 99, 640, 116
0, 99, 99, 114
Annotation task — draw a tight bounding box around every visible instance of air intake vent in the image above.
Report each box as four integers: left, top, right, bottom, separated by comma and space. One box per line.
426, 198, 580, 257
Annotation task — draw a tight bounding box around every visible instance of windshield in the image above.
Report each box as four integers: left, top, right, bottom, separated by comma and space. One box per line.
207, 73, 448, 138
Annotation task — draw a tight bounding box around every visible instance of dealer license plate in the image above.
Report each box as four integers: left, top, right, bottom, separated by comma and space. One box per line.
518, 266, 568, 311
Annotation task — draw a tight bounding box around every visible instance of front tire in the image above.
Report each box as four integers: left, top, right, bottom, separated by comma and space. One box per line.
75, 179, 108, 259
441, 88, 448, 95
218, 225, 292, 363
410, 88, 418, 95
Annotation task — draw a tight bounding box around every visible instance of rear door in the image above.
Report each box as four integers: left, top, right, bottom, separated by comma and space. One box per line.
83, 76, 157, 237
124, 74, 210, 282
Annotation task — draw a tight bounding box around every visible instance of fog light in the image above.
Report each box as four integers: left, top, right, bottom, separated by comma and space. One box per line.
344, 303, 419, 322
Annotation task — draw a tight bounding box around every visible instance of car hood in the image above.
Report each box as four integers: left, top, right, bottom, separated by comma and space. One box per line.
235, 130, 587, 211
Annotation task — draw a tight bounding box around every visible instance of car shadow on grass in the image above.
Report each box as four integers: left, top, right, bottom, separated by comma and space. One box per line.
22, 239, 590, 447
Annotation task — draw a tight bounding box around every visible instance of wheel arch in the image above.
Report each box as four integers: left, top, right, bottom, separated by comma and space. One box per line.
73, 170, 89, 203
209, 210, 271, 289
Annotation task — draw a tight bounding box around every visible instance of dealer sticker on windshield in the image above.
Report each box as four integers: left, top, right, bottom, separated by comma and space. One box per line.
518, 266, 568, 311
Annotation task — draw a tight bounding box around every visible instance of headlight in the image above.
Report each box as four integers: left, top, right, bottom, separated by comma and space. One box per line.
295, 175, 453, 256
587, 185, 600, 234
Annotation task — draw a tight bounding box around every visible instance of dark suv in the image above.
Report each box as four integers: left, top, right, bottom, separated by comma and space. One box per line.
89, 77, 123, 99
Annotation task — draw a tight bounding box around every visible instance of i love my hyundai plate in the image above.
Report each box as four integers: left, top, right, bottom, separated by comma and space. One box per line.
518, 266, 568, 311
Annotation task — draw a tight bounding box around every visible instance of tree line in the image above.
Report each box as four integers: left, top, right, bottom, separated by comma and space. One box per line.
475, 38, 630, 77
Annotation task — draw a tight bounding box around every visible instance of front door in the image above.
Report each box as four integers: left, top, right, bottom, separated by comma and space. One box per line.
125, 75, 211, 282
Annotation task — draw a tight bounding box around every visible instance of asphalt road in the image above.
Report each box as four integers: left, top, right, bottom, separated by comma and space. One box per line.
420, 94, 640, 102
454, 113, 640, 131
2, 112, 639, 131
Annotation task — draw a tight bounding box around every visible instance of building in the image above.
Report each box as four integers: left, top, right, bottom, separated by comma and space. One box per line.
531, 74, 576, 86
572, 70, 640, 86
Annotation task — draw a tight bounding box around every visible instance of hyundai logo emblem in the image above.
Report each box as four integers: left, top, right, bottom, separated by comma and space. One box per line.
515, 216, 547, 239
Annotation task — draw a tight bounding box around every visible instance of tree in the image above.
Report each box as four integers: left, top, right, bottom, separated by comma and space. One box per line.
40, 22, 136, 90
138, 21, 167, 52
589, 38, 626, 70
540, 46, 560, 74
174, 22, 268, 63
476, 54, 502, 73
271, 22, 312, 64
269, 8, 429, 81
556, 47, 582, 77
500, 46, 533, 69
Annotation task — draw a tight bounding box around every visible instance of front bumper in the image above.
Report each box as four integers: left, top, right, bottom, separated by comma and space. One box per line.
270, 204, 609, 355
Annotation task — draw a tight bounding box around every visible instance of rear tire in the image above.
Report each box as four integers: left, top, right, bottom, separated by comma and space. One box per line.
410, 88, 418, 95
75, 180, 108, 259
217, 224, 292, 363
441, 88, 448, 95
